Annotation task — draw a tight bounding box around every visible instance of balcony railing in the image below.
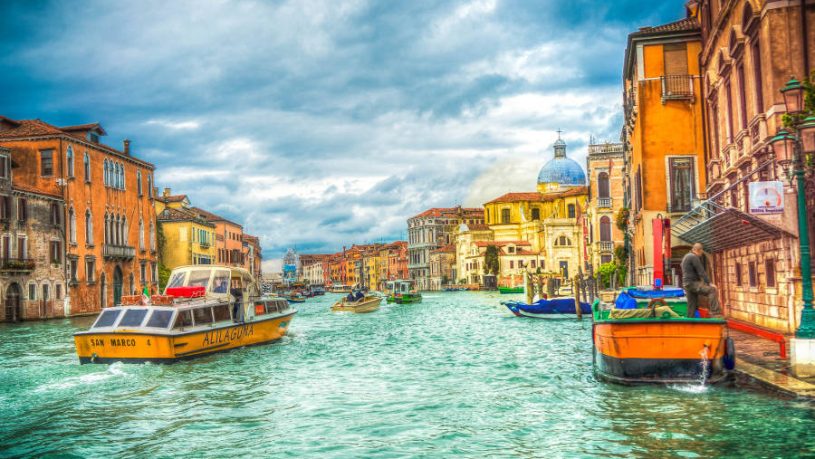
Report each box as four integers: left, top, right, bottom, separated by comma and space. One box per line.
0, 257, 35, 272
103, 244, 136, 260
598, 197, 612, 208
597, 241, 614, 252
199, 241, 211, 249
661, 75, 694, 102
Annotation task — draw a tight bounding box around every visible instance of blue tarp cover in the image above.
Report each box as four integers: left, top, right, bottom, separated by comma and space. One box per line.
615, 287, 686, 309
504, 297, 592, 314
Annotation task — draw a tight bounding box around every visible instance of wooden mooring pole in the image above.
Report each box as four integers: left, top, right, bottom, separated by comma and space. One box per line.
573, 275, 583, 320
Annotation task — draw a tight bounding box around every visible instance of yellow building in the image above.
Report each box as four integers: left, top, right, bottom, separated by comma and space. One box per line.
622, 14, 706, 286
363, 250, 380, 291
155, 193, 217, 270
457, 136, 588, 286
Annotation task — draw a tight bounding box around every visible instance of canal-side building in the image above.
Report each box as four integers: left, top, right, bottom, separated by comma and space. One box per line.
193, 206, 245, 268
242, 234, 262, 280
621, 15, 707, 286
154, 190, 217, 270
0, 117, 158, 314
585, 141, 626, 269
684, 0, 815, 333
454, 223, 494, 285
407, 206, 484, 291
428, 244, 456, 290
0, 147, 67, 321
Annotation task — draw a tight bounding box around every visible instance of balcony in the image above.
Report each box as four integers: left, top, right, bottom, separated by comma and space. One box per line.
661, 75, 694, 103
0, 257, 35, 273
598, 197, 612, 208
597, 241, 614, 252
103, 244, 136, 260
198, 241, 211, 249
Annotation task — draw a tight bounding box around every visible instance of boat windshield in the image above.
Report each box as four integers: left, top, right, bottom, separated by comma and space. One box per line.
167, 272, 186, 289
188, 270, 212, 288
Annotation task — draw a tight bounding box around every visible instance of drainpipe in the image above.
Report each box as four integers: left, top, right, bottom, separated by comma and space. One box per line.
802, 0, 810, 77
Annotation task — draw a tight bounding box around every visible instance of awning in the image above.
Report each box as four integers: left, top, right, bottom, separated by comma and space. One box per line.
675, 207, 796, 253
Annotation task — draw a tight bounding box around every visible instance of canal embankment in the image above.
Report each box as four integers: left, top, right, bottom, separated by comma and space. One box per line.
731, 330, 815, 399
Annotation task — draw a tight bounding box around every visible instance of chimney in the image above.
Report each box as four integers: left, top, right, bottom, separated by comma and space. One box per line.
163, 187, 171, 197
123, 139, 131, 155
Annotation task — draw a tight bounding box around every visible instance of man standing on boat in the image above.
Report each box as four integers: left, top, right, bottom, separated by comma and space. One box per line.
681, 243, 721, 318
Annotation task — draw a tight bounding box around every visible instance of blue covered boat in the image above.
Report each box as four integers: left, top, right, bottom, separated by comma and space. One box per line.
502, 297, 592, 319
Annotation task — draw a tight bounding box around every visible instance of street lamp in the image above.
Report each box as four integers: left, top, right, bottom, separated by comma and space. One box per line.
770, 77, 815, 339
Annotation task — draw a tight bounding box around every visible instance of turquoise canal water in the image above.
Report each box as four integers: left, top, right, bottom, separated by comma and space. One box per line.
1, 292, 814, 458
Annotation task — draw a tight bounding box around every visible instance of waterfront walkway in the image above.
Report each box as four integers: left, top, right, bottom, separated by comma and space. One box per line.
731, 329, 815, 399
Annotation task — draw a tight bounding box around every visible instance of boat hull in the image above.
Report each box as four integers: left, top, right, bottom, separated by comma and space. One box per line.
74, 313, 295, 364
592, 320, 728, 384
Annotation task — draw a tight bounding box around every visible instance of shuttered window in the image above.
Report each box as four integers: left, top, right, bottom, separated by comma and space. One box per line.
663, 43, 688, 75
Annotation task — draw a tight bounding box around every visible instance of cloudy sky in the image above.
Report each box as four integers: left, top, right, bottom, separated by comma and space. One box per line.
1, 0, 682, 269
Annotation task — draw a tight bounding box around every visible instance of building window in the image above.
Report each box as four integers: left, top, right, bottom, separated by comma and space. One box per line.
85, 210, 94, 245
765, 259, 776, 288
751, 41, 764, 114
501, 208, 510, 224
0, 155, 8, 178
66, 146, 74, 178
50, 203, 61, 227
69, 258, 78, 282
531, 260, 536, 269
69, 208, 76, 244
137, 171, 142, 196
86, 259, 95, 283
598, 172, 610, 198
735, 262, 742, 286
668, 158, 695, 213
103, 159, 109, 186
17, 198, 27, 222
748, 261, 757, 287
567, 204, 576, 219
139, 218, 145, 250
42, 284, 49, 302
56, 283, 62, 300
148, 175, 153, 197
140, 262, 146, 285
149, 222, 156, 250
663, 42, 688, 75
50, 240, 62, 264
84, 152, 91, 182
0, 196, 9, 221
737, 64, 748, 129
725, 79, 734, 142
531, 208, 540, 220
28, 282, 36, 301
509, 260, 514, 269
601, 254, 613, 264
556, 236, 571, 246
17, 236, 27, 259
600, 216, 611, 242
40, 150, 54, 177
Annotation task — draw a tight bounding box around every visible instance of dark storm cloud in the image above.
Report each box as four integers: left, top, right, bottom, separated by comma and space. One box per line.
0, 0, 681, 266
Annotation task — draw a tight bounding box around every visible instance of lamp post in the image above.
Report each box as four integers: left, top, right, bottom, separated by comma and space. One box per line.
770, 77, 815, 339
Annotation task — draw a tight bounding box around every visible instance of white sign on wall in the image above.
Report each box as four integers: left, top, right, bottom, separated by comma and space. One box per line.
748, 181, 784, 214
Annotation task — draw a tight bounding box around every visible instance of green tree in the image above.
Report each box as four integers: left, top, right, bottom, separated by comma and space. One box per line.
484, 245, 500, 275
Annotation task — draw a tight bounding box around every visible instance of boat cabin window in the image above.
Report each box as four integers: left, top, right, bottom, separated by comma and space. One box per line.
213, 304, 231, 322
93, 309, 121, 328
167, 272, 186, 289
173, 310, 193, 329
188, 270, 212, 288
212, 271, 230, 293
146, 310, 174, 329
192, 307, 213, 325
119, 309, 148, 327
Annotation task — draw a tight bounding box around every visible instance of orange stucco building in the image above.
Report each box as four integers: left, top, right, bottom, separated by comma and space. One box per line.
0, 117, 158, 315
622, 14, 707, 286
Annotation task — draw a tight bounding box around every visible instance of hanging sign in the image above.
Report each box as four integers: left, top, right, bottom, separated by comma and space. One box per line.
748, 181, 784, 214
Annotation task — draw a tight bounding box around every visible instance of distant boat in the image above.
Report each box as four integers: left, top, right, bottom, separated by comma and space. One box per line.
328, 285, 353, 294
502, 297, 591, 319
498, 286, 524, 294
386, 280, 422, 304
331, 296, 382, 313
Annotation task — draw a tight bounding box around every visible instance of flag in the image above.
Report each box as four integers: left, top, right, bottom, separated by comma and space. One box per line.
142, 286, 150, 305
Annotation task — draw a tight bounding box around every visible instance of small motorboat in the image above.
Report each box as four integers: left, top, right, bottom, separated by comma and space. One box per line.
592, 286, 735, 384
498, 286, 524, 294
331, 295, 382, 313
502, 297, 591, 319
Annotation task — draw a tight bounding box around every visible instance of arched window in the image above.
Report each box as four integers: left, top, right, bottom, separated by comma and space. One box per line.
66, 146, 74, 178
556, 236, 572, 246
147, 174, 152, 197
600, 216, 612, 242
149, 221, 156, 251
116, 163, 122, 189
567, 204, 576, 219
139, 218, 145, 250
598, 172, 610, 198
84, 152, 91, 182
119, 163, 125, 189
104, 213, 110, 244
85, 210, 93, 245
68, 207, 76, 244
104, 159, 110, 186
137, 171, 142, 196
122, 217, 128, 245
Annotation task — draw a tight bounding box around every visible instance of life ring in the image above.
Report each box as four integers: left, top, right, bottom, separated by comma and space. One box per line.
648, 298, 667, 318
723, 337, 736, 370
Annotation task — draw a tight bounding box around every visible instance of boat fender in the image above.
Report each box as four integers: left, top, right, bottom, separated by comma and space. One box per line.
723, 337, 736, 371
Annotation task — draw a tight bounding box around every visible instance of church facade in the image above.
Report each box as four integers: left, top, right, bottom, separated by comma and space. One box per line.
455, 135, 588, 287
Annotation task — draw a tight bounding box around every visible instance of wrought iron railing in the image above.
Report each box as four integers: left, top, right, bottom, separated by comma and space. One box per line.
661, 75, 694, 102
0, 257, 35, 271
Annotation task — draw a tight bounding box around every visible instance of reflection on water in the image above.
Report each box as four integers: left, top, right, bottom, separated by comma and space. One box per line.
0, 292, 813, 457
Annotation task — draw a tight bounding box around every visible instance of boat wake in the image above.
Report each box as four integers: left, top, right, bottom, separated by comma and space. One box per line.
668, 346, 711, 394
35, 362, 129, 392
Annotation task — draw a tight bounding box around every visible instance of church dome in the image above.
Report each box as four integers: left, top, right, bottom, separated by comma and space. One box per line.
537, 133, 586, 187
